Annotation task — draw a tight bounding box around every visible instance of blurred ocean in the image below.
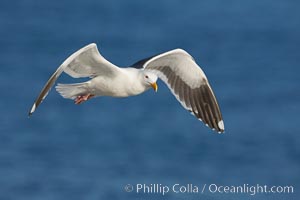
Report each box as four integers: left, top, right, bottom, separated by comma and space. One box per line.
0, 0, 299, 199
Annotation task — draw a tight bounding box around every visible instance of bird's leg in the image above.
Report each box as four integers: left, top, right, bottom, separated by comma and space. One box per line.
74, 94, 95, 105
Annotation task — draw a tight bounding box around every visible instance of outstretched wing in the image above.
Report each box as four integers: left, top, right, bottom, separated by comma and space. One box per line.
28, 43, 120, 116
141, 49, 224, 133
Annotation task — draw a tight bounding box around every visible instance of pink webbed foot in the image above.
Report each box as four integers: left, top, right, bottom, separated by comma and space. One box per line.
74, 94, 95, 105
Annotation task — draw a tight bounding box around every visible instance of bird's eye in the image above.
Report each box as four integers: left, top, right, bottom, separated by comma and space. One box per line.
145, 75, 149, 79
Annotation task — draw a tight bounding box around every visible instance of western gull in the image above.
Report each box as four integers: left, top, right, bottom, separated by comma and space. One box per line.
29, 43, 224, 133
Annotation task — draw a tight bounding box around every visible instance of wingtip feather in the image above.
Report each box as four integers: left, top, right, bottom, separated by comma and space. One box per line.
28, 103, 36, 117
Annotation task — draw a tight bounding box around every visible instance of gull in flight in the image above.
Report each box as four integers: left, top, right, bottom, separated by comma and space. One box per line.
29, 43, 224, 133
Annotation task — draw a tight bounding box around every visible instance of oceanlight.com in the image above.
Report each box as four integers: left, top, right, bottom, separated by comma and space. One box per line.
124, 183, 294, 196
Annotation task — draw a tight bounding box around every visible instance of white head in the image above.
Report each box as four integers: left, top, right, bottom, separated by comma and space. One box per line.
141, 71, 158, 92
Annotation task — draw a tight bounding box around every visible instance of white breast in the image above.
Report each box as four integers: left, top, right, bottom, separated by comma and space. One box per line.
88, 68, 148, 97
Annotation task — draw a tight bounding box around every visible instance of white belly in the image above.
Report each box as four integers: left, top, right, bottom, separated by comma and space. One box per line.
87, 75, 149, 97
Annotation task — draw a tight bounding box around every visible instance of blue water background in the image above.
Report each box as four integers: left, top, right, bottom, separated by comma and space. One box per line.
0, 0, 299, 199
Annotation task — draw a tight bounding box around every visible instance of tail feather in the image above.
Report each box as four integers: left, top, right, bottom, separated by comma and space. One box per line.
55, 83, 88, 100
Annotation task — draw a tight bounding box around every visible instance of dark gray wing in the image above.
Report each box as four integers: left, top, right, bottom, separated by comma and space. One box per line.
130, 54, 158, 69
143, 49, 224, 133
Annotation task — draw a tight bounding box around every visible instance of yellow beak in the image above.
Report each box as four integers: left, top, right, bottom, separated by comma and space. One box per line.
151, 82, 158, 92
